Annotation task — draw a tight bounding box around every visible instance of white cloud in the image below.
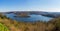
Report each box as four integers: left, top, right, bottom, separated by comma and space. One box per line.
40, 8, 60, 12
25, 8, 60, 12
0, 8, 60, 12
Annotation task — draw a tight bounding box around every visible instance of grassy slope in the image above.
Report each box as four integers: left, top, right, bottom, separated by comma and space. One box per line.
0, 18, 47, 31
0, 23, 9, 31
0, 13, 59, 31
48, 17, 60, 31
0, 15, 48, 31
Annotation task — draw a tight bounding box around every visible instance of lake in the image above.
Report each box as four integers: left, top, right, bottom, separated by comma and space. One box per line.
5, 13, 53, 22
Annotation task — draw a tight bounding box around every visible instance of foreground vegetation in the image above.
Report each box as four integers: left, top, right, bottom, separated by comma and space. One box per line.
0, 13, 60, 31
0, 23, 9, 31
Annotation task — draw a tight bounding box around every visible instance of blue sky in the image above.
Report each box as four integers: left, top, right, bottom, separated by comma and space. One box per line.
0, 0, 60, 12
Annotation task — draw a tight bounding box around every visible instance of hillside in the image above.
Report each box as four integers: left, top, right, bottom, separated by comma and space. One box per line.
0, 23, 9, 31
48, 17, 60, 31
0, 13, 60, 31
0, 13, 47, 31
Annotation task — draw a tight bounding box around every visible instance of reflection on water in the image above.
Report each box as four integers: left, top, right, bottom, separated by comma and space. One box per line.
5, 13, 53, 22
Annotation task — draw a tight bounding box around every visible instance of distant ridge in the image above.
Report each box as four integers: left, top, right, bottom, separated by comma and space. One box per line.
1, 11, 60, 18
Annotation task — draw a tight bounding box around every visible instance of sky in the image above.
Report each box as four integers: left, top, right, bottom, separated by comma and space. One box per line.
0, 0, 60, 12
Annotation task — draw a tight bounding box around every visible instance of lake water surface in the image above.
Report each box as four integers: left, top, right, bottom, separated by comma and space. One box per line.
5, 13, 53, 22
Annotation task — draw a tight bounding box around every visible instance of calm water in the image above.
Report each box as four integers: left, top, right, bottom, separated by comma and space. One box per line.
5, 13, 53, 22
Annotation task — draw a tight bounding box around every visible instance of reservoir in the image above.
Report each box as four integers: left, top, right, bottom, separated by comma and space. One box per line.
5, 13, 53, 22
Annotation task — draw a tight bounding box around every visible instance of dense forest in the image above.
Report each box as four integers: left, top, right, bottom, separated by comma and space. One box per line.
0, 13, 60, 31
